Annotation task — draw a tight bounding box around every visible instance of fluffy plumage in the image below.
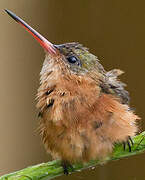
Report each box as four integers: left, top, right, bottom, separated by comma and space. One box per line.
36, 43, 140, 168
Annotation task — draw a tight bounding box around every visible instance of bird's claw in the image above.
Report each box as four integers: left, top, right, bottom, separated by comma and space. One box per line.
61, 161, 74, 175
123, 136, 134, 152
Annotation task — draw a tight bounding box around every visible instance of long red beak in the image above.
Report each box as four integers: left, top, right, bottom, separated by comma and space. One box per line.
5, 9, 57, 55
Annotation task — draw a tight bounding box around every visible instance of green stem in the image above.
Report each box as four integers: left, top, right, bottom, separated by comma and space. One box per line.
1, 131, 145, 180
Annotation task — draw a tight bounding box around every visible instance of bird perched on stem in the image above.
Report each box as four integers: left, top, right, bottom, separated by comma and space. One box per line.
5, 9, 140, 175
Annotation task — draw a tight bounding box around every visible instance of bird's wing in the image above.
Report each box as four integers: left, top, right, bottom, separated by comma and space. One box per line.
100, 69, 130, 104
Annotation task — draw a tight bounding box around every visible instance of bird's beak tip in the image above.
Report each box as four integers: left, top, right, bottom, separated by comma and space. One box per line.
5, 9, 58, 55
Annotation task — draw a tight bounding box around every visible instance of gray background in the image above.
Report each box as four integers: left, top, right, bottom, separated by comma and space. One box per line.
0, 0, 145, 179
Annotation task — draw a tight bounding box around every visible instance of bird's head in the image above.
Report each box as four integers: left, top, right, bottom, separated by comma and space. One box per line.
5, 10, 105, 86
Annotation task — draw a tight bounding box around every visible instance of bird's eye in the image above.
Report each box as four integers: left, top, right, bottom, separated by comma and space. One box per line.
67, 56, 78, 64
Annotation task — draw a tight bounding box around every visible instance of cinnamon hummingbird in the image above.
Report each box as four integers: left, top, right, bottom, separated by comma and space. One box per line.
5, 9, 140, 174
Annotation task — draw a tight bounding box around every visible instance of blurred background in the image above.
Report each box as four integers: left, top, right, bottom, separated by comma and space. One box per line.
0, 0, 145, 179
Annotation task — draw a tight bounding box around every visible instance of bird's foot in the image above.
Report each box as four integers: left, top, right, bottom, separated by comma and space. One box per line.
123, 136, 134, 152
61, 161, 74, 175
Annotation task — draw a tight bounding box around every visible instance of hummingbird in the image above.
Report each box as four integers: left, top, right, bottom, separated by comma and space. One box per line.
5, 9, 140, 175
